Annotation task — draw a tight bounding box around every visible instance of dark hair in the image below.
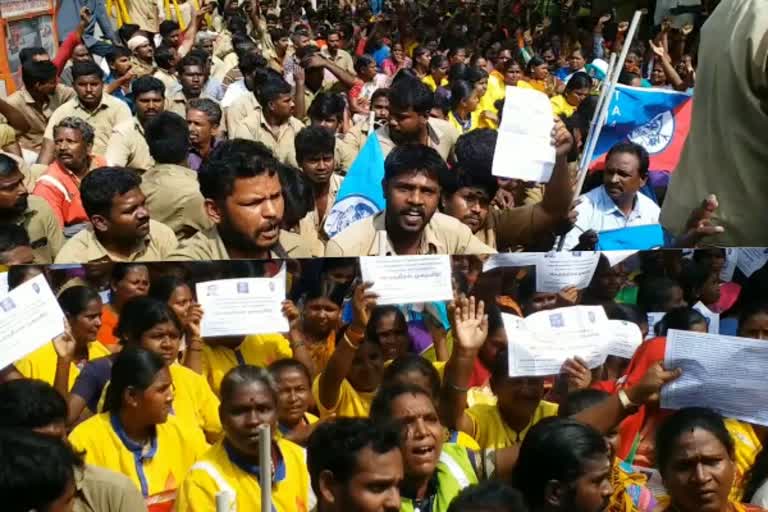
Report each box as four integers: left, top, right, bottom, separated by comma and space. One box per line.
307, 418, 401, 495
132, 75, 166, 98
238, 51, 267, 77
383, 144, 448, 185
618, 70, 641, 85
159, 19, 181, 37
80, 167, 142, 219
449, 80, 476, 111
111, 262, 147, 284
558, 389, 610, 418
603, 303, 647, 327
388, 77, 434, 115
295, 126, 336, 164
745, 446, 768, 502
21, 60, 56, 91
58, 285, 102, 318
115, 296, 183, 345
148, 274, 191, 304
511, 417, 609, 509
447, 45, 467, 60
220, 364, 278, 406
0, 379, 67, 429
447, 63, 470, 84
678, 260, 716, 306
308, 92, 346, 123
366, 305, 409, 344
655, 306, 707, 336
188, 97, 222, 126
0, 225, 31, 262
0, 154, 19, 178
454, 128, 497, 175
606, 141, 649, 178
413, 46, 430, 61
565, 71, 591, 92
738, 301, 768, 335
19, 47, 48, 66
103, 347, 167, 412
53, 117, 95, 147
255, 74, 292, 110
176, 54, 205, 75
199, 139, 279, 201
371, 87, 389, 104
0, 429, 82, 511
655, 407, 734, 477
268, 358, 312, 384
154, 45, 177, 70
369, 382, 434, 424
447, 481, 529, 512
525, 56, 546, 75
72, 60, 104, 82
106, 46, 132, 66
276, 161, 313, 229
637, 277, 681, 313
118, 24, 140, 44
7, 265, 44, 291
381, 354, 440, 399
145, 112, 190, 164
429, 53, 448, 71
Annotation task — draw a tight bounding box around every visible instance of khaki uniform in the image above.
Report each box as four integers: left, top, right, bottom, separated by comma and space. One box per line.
54, 219, 178, 263
72, 464, 146, 512
472, 204, 539, 252
164, 88, 218, 118
129, 57, 156, 78
321, 48, 356, 76
167, 225, 312, 261
211, 55, 229, 82
231, 110, 304, 167
295, 174, 343, 256
11, 195, 65, 263
376, 118, 459, 162
222, 93, 260, 138
140, 163, 211, 240
125, 0, 160, 32
343, 120, 372, 154
105, 119, 153, 172
44, 95, 133, 158
0, 124, 15, 149
335, 135, 359, 172
153, 68, 178, 91
5, 85, 75, 153
660, 0, 768, 246
325, 210, 495, 256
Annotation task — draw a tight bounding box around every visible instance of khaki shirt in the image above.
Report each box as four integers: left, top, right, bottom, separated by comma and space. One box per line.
0, 124, 15, 148
336, 135, 359, 172
105, 119, 154, 172
130, 56, 156, 78
5, 85, 75, 152
295, 173, 343, 256
73, 464, 146, 512
126, 0, 160, 32
140, 163, 211, 240
343, 120, 371, 154
222, 93, 261, 138
231, 110, 305, 167
164, 88, 218, 118
325, 210, 495, 256
153, 68, 178, 91
45, 94, 133, 157
167, 225, 312, 260
54, 219, 178, 263
376, 118, 459, 162
13, 195, 65, 263
660, 0, 768, 246
321, 48, 356, 75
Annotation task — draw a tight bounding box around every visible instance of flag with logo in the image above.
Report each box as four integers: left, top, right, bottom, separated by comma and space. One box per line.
324, 131, 386, 239
590, 84, 692, 173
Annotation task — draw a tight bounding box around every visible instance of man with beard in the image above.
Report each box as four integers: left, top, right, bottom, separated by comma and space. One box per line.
106, 76, 165, 171
54, 166, 178, 263
0, 154, 62, 263
141, 111, 211, 240
308, 418, 403, 512
324, 144, 496, 256
511, 418, 613, 512
376, 77, 459, 162
186, 98, 221, 172
168, 139, 311, 260
127, 34, 156, 78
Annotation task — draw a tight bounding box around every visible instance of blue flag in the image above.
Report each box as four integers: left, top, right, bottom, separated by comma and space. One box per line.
324, 131, 386, 239
597, 224, 665, 251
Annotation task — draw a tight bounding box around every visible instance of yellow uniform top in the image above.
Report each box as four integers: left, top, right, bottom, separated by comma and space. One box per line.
175, 438, 315, 512
277, 412, 319, 439
725, 418, 763, 502
312, 375, 375, 419
550, 94, 577, 118
466, 401, 559, 450
69, 412, 208, 503
15, 340, 110, 390
422, 75, 448, 92
201, 334, 293, 396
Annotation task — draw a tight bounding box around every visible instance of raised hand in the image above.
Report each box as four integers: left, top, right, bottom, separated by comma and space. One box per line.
551, 118, 574, 158
185, 303, 204, 340
281, 300, 301, 330
351, 282, 378, 331
452, 295, 488, 353
626, 361, 682, 406
561, 356, 592, 391
52, 317, 76, 361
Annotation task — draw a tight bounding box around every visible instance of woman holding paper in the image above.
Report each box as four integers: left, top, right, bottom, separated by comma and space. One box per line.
69, 347, 208, 511
67, 297, 222, 441
176, 365, 314, 512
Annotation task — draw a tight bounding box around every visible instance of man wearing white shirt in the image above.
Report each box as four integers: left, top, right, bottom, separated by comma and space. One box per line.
562, 142, 660, 250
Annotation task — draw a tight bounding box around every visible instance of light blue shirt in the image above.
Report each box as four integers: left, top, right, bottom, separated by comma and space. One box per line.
562, 185, 661, 249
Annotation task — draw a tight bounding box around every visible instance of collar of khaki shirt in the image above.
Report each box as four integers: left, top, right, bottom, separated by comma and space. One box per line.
76, 224, 156, 262
370, 210, 445, 255
193, 226, 302, 259
73, 95, 112, 115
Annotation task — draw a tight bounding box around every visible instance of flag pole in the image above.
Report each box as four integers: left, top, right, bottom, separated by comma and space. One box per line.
260, 423, 272, 512
556, 10, 643, 251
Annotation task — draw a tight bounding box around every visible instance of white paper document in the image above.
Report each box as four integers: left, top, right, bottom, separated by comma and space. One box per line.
720, 248, 738, 282
360, 255, 453, 305
482, 253, 542, 272
492, 86, 556, 183
604, 320, 643, 359
661, 329, 768, 426
196, 268, 289, 337
503, 306, 609, 377
0, 274, 66, 370
736, 248, 768, 278
602, 250, 637, 268
692, 302, 719, 334
535, 252, 601, 293
646, 311, 665, 339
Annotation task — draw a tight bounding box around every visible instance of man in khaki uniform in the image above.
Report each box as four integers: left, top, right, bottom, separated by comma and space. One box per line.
5, 60, 75, 156
321, 30, 356, 76
39, 61, 132, 163
661, 0, 768, 246
54, 167, 177, 263
125, 0, 160, 32
0, 154, 63, 263
165, 55, 214, 118
231, 73, 305, 167
152, 45, 179, 90
127, 34, 157, 78
168, 139, 311, 261
376, 77, 459, 162
106, 76, 166, 172
325, 144, 495, 257
140, 111, 211, 240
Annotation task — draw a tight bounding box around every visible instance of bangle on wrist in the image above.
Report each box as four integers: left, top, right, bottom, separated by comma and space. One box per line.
343, 332, 361, 350
618, 388, 639, 410
448, 382, 469, 393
